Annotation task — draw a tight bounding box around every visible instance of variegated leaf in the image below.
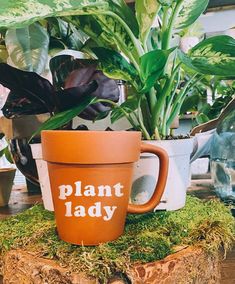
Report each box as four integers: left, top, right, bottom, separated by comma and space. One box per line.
179, 35, 235, 76
5, 23, 49, 74
135, 0, 160, 42
70, 14, 137, 65
175, 0, 209, 29
0, 0, 138, 36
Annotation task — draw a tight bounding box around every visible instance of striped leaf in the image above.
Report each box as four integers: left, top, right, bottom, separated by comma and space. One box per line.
175, 0, 209, 29
5, 23, 49, 74
0, 0, 138, 36
179, 35, 235, 76
135, 0, 160, 42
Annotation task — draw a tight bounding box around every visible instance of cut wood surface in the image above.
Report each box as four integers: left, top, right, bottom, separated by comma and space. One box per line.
2, 246, 220, 284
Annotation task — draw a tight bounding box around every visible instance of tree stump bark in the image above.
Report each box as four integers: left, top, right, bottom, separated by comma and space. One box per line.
2, 246, 221, 284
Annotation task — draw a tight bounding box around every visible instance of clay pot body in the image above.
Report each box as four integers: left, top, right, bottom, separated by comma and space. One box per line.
42, 131, 168, 245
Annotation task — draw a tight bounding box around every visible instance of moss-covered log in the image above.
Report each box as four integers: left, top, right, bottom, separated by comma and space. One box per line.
0, 196, 234, 283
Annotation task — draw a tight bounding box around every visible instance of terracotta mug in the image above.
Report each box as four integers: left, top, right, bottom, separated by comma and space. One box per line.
42, 130, 168, 245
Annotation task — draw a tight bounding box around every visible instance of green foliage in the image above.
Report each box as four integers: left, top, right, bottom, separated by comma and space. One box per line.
140, 48, 174, 93
92, 47, 140, 90
0, 135, 13, 164
32, 95, 98, 138
48, 18, 89, 53
0, 196, 234, 281
135, 0, 160, 43
181, 36, 235, 76
5, 23, 49, 74
180, 79, 235, 126
175, 0, 209, 29
0, 0, 234, 139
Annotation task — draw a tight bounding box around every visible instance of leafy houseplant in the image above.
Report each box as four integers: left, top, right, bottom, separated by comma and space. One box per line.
181, 79, 235, 126
0, 1, 235, 214
0, 1, 234, 139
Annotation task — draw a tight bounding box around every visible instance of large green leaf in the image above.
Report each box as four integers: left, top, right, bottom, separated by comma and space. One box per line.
0, 145, 13, 163
5, 23, 49, 74
175, 0, 209, 29
69, 13, 139, 64
92, 47, 140, 90
135, 0, 160, 42
0, 0, 138, 36
140, 48, 174, 92
179, 36, 235, 76
32, 94, 98, 137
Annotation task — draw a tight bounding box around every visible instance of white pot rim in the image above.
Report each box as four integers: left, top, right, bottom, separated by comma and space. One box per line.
30, 143, 42, 159
142, 137, 194, 157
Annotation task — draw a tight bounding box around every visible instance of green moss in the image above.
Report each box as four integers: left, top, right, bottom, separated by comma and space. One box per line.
0, 196, 234, 281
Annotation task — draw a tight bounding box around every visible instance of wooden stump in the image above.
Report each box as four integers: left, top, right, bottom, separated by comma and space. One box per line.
2, 246, 221, 284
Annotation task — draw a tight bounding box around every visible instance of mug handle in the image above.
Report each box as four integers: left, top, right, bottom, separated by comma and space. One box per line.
127, 142, 169, 214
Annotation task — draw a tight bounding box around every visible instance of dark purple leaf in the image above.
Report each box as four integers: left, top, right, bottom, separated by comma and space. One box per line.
64, 67, 119, 120
0, 63, 55, 118
56, 80, 98, 111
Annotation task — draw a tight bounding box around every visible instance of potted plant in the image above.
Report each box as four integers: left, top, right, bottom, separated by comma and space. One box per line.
0, 0, 235, 243
0, 133, 16, 206
1, 0, 232, 211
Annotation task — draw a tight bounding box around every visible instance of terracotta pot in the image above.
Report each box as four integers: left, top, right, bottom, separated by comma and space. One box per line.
131, 138, 194, 211
42, 130, 168, 245
0, 168, 16, 206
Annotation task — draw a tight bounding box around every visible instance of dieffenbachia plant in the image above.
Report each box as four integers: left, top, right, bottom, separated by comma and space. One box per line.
0, 0, 235, 139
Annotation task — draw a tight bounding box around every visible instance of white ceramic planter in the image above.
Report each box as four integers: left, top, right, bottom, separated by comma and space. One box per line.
0, 168, 16, 206
131, 138, 194, 211
30, 144, 54, 211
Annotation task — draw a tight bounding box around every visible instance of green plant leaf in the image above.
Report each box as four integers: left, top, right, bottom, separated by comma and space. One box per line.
0, 0, 138, 35
0, 146, 13, 163
4, 147, 13, 163
92, 47, 140, 89
32, 95, 98, 138
179, 36, 235, 76
180, 93, 200, 114
175, 0, 209, 29
48, 18, 89, 51
140, 48, 174, 93
0, 146, 6, 158
70, 13, 139, 65
5, 23, 49, 74
111, 96, 139, 123
135, 0, 160, 43
196, 113, 209, 125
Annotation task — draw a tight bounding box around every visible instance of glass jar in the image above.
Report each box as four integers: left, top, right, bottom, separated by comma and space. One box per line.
210, 108, 235, 202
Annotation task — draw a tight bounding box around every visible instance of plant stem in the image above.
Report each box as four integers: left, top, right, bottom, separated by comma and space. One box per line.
152, 63, 180, 135
161, 2, 183, 50
137, 97, 151, 140
97, 99, 138, 130
166, 74, 202, 130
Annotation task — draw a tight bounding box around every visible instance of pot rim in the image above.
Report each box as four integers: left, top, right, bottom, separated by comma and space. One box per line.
42, 130, 142, 164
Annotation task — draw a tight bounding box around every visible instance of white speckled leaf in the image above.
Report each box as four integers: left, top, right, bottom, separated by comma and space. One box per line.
0, 0, 138, 35
135, 0, 160, 42
175, 0, 209, 29
179, 35, 235, 76
5, 23, 49, 74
